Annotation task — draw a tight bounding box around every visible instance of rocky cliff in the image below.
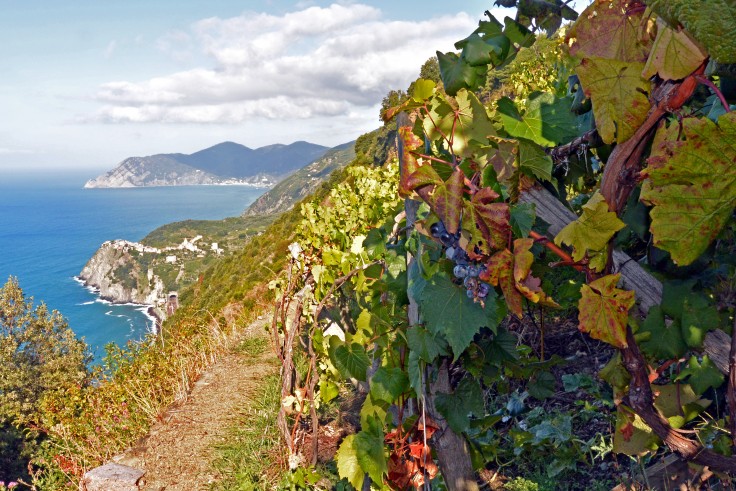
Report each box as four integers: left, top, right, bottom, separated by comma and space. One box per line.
79, 240, 165, 305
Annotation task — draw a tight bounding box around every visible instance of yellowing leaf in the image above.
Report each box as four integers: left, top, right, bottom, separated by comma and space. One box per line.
641, 112, 736, 265
578, 274, 635, 348
554, 192, 624, 272
513, 238, 560, 309
484, 249, 522, 317
568, 0, 652, 63
483, 239, 558, 318
642, 21, 707, 81
487, 135, 518, 184
648, 0, 736, 64
577, 57, 650, 144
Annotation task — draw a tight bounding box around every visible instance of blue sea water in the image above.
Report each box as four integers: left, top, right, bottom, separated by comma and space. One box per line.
0, 170, 266, 360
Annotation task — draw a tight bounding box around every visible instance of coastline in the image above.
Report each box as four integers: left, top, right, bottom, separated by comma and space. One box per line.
73, 276, 160, 337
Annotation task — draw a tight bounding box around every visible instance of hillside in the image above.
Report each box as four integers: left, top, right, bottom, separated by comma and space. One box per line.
84, 140, 328, 188
244, 140, 355, 216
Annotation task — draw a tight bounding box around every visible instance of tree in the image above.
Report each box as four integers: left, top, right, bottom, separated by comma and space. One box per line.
0, 277, 90, 481
379, 89, 408, 123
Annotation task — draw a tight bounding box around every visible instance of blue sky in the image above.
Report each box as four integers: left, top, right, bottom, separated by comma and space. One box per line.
0, 1, 587, 172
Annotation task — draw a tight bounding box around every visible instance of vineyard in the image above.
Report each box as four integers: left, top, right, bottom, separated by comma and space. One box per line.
271, 0, 736, 489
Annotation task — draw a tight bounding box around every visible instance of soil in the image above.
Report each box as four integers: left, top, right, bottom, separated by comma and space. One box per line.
113, 319, 278, 490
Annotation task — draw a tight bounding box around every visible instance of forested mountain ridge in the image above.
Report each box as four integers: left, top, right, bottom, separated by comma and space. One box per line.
84, 140, 328, 188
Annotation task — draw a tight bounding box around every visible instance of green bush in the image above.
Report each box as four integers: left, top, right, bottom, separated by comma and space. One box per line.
0, 277, 91, 481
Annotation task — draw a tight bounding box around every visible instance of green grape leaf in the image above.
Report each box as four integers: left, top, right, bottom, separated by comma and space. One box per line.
329, 337, 371, 381
503, 16, 535, 47
437, 50, 482, 96
459, 32, 510, 67
642, 22, 708, 81
641, 112, 736, 265
424, 89, 496, 158
528, 371, 556, 400
407, 350, 424, 393
660, 280, 697, 319
355, 420, 387, 485
319, 376, 340, 403
578, 274, 635, 348
410, 272, 504, 359
680, 297, 720, 348
638, 306, 687, 360
411, 78, 436, 102
576, 56, 650, 144
370, 367, 409, 403
469, 187, 511, 251
337, 435, 364, 489
360, 393, 389, 429
599, 352, 631, 390
518, 138, 553, 182
648, 0, 736, 64
567, 0, 652, 63
406, 326, 447, 363
497, 92, 578, 147
675, 356, 725, 395
554, 192, 625, 272
652, 383, 710, 422
434, 377, 484, 434
510, 202, 536, 238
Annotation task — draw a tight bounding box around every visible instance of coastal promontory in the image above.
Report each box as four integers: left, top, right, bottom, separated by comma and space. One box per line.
85, 141, 328, 188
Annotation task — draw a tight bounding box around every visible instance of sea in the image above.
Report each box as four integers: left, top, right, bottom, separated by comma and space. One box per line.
0, 170, 267, 361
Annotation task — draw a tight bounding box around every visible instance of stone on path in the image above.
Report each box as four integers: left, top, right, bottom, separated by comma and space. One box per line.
80, 463, 145, 491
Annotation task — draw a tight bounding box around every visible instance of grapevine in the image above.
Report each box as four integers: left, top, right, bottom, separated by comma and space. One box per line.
274, 0, 736, 488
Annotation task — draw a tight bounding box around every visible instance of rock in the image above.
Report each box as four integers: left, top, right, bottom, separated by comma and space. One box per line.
79, 240, 165, 305
80, 463, 145, 491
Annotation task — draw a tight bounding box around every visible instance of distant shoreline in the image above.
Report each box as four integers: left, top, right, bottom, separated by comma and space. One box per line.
83, 181, 274, 190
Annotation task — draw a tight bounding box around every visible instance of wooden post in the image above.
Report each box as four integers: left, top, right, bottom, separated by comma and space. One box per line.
398, 113, 480, 491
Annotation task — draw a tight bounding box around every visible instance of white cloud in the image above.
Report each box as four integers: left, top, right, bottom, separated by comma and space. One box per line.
89, 3, 478, 124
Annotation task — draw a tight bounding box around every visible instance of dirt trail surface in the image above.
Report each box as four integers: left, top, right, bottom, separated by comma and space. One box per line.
114, 321, 278, 490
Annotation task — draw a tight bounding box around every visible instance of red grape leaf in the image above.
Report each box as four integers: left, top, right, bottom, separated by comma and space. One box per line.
484, 249, 523, 317
405, 165, 464, 235
578, 274, 635, 348
482, 239, 558, 317
470, 187, 511, 251
513, 238, 559, 309
398, 126, 424, 196
432, 168, 465, 235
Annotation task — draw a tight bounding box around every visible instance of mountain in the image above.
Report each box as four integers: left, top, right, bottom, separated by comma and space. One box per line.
84, 141, 329, 188
244, 141, 356, 216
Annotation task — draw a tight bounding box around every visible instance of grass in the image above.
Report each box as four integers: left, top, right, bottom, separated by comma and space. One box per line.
209, 336, 282, 491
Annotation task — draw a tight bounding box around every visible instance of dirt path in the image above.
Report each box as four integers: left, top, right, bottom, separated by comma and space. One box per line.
114, 321, 278, 490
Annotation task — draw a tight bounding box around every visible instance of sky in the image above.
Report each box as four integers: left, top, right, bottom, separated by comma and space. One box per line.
0, 1, 587, 173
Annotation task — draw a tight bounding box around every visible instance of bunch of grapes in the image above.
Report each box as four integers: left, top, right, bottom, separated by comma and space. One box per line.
429, 220, 491, 302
